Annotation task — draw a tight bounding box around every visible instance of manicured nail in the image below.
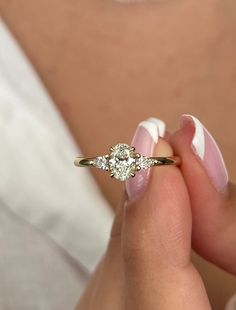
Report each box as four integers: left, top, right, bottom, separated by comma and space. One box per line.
126, 118, 165, 201
146, 117, 166, 138
225, 294, 236, 310
180, 114, 228, 193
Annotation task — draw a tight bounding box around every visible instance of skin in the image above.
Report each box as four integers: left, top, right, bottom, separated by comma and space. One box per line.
0, 0, 236, 308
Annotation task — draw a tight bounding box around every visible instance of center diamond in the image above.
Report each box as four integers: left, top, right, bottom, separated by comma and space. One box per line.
109, 143, 137, 181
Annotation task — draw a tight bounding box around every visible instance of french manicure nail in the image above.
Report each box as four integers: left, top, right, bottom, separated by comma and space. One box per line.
126, 118, 165, 201
146, 117, 166, 138
180, 114, 229, 193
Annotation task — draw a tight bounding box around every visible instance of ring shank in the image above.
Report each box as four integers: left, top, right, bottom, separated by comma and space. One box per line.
150, 156, 181, 166
74, 157, 96, 167
74, 156, 181, 167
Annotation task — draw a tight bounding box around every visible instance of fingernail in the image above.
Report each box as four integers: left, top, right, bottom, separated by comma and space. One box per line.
225, 294, 236, 310
180, 114, 228, 193
146, 117, 166, 138
126, 118, 166, 201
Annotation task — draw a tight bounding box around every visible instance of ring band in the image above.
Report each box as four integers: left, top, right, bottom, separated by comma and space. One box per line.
74, 143, 181, 181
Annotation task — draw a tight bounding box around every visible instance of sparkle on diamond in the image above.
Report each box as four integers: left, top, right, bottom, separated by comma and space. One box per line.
136, 156, 155, 169
93, 156, 108, 170
109, 144, 137, 181
93, 144, 159, 181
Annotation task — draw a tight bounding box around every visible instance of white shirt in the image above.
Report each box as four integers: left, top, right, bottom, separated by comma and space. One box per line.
0, 19, 113, 310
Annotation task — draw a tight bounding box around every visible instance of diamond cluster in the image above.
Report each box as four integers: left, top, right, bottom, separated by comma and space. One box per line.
93, 143, 158, 181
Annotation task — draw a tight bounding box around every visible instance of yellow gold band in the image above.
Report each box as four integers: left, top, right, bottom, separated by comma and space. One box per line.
74, 156, 181, 168
74, 143, 181, 181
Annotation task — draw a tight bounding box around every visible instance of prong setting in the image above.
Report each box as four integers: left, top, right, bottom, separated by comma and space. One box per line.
93, 143, 158, 181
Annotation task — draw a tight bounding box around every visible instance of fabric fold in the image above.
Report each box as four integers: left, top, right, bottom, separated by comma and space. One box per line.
0, 19, 113, 272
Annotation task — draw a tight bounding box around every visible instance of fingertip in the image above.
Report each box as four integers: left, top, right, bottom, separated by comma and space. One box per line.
170, 115, 236, 273
173, 114, 229, 194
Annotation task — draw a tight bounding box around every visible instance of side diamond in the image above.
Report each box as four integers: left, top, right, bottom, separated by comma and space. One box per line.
93, 156, 109, 170
136, 156, 155, 170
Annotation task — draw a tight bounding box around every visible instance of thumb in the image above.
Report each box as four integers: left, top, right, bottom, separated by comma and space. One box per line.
123, 118, 211, 310
170, 114, 236, 275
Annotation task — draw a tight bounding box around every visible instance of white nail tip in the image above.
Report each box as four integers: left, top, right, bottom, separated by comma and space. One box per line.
181, 114, 205, 160
138, 120, 159, 144
146, 117, 166, 138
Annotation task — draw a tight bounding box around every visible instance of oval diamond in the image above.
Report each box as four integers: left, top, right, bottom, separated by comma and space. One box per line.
109, 144, 137, 181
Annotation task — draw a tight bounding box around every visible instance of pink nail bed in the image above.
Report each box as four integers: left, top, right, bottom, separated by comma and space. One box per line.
126, 118, 165, 201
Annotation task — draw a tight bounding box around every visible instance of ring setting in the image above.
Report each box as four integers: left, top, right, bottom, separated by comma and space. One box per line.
74, 143, 181, 181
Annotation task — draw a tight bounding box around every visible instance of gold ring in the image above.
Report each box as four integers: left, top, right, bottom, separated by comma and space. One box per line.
74, 143, 181, 181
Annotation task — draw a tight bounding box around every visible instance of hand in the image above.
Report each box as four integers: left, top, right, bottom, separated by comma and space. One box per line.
77, 117, 219, 310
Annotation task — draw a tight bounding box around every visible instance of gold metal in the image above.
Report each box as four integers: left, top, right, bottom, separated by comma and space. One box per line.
74, 143, 181, 181
74, 157, 95, 167
74, 156, 181, 168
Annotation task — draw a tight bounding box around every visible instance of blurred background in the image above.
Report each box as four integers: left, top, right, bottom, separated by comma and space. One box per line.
0, 0, 236, 309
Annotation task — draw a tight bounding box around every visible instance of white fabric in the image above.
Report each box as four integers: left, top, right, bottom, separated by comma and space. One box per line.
0, 201, 88, 310
0, 19, 113, 309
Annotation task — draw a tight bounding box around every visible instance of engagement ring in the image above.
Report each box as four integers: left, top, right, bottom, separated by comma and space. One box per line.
74, 143, 181, 181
